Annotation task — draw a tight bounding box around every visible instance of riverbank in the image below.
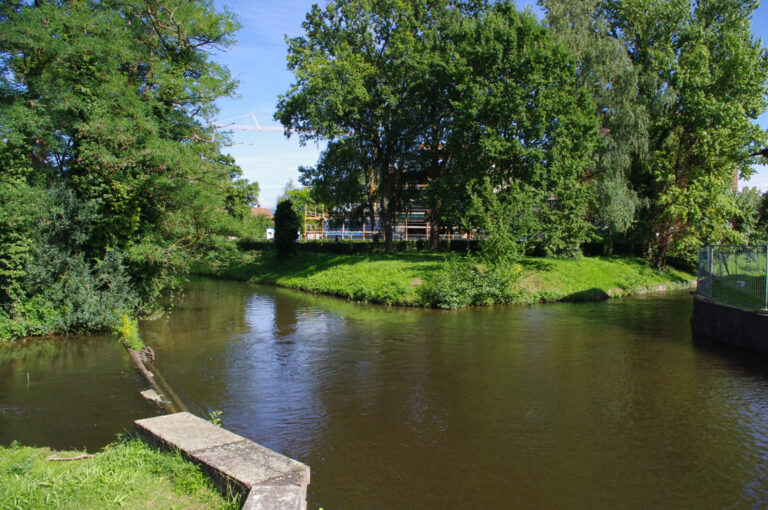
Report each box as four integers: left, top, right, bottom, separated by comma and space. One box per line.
0, 438, 239, 509
194, 250, 695, 308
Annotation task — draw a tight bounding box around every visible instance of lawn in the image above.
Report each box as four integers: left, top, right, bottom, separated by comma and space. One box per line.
195, 247, 696, 308
0, 438, 238, 510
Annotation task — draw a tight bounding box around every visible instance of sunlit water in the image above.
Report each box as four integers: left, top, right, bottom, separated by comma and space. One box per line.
2, 277, 768, 508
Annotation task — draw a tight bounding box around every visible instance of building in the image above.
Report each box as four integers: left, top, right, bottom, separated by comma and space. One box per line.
250, 206, 274, 220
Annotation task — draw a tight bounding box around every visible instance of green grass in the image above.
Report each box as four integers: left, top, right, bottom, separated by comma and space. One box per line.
710, 275, 768, 309
0, 438, 239, 510
195, 248, 695, 308
516, 256, 694, 303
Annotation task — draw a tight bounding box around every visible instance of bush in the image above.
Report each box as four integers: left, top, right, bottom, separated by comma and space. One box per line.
274, 199, 300, 257
113, 314, 143, 350
420, 253, 522, 308
0, 183, 140, 340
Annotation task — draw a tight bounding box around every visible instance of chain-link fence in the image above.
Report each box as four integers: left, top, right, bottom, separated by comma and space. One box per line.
698, 245, 768, 309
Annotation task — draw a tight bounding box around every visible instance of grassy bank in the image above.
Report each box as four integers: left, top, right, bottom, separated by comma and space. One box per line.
195, 248, 695, 308
0, 438, 238, 509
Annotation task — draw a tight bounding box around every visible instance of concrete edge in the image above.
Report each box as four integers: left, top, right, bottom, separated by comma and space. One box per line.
135, 412, 309, 509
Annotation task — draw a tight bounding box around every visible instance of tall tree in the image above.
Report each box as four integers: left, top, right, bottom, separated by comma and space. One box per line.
603, 0, 768, 265
0, 0, 243, 334
542, 0, 648, 252
453, 2, 599, 256
397, 2, 484, 250
280, 0, 597, 256
276, 0, 471, 253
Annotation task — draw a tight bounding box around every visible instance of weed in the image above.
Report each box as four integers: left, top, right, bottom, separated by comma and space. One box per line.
207, 410, 223, 427
112, 313, 143, 350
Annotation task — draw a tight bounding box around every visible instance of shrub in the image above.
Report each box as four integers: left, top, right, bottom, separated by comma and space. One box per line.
274, 199, 300, 257
0, 183, 140, 340
420, 253, 522, 308
113, 314, 143, 350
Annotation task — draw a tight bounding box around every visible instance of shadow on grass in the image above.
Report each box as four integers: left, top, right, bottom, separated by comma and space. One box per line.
225, 250, 447, 283
609, 256, 691, 283
560, 288, 610, 302
519, 258, 555, 272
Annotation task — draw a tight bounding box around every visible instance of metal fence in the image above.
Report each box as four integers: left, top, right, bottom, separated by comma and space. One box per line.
698, 245, 768, 309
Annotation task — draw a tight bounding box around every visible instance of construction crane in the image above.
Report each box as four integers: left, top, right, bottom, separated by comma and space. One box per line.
213, 113, 285, 133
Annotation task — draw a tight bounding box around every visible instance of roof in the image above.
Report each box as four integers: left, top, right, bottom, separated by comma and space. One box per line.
251, 206, 274, 219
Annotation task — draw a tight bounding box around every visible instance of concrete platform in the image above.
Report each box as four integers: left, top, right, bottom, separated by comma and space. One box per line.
135, 412, 309, 510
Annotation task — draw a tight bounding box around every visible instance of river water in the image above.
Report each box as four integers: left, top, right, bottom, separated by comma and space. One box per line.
2, 277, 768, 508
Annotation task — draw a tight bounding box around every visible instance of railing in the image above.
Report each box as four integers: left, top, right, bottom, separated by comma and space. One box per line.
698, 245, 768, 309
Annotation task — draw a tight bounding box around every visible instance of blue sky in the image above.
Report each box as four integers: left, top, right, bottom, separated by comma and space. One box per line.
212, 0, 768, 210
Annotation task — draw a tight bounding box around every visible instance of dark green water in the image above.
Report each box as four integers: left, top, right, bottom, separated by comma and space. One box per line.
2, 278, 768, 508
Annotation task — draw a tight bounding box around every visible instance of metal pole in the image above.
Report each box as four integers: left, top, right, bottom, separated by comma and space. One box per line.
708, 245, 714, 299
764, 245, 767, 309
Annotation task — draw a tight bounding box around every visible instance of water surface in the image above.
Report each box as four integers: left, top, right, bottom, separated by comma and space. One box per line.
3, 278, 768, 508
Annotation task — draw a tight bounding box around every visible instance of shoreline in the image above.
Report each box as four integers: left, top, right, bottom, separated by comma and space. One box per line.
192, 250, 696, 309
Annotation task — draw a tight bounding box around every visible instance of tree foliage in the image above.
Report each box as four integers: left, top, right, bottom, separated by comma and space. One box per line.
617, 0, 768, 264
279, 180, 317, 233
0, 0, 250, 337
542, 0, 647, 249
277, 0, 430, 252
455, 3, 598, 256
543, 0, 768, 264
274, 200, 300, 257
279, 0, 598, 256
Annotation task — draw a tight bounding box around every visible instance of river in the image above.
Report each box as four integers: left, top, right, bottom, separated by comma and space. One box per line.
2, 277, 768, 508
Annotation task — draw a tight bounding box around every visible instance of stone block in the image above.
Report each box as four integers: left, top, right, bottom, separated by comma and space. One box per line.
135, 411, 244, 452
193, 440, 309, 489
244, 485, 307, 510
134, 412, 310, 510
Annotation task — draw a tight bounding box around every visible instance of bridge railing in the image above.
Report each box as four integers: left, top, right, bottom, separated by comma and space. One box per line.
698, 245, 768, 309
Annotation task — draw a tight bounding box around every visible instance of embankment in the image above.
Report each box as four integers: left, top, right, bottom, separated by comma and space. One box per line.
194, 250, 695, 308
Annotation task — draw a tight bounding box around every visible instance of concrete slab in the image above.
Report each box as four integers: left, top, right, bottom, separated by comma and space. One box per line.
139, 389, 164, 405
194, 440, 309, 488
135, 412, 244, 452
244, 485, 306, 510
134, 412, 309, 510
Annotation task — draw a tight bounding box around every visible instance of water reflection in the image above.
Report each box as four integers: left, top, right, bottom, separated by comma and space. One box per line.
138, 280, 768, 508
2, 278, 768, 508
0, 335, 159, 450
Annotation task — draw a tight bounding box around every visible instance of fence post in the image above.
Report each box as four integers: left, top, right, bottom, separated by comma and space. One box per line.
764, 245, 768, 309
708, 245, 714, 299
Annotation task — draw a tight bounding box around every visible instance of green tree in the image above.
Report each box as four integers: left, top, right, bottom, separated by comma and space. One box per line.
277, 0, 452, 253
274, 200, 300, 257
0, 0, 243, 336
299, 139, 374, 229
280, 1, 596, 256
542, 0, 647, 252
225, 175, 261, 222
452, 2, 599, 256
602, 0, 768, 265
279, 180, 316, 234
734, 187, 768, 244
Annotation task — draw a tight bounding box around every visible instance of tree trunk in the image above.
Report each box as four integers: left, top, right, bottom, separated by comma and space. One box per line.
429, 206, 440, 251
381, 195, 394, 254
368, 200, 378, 244
426, 156, 444, 251
379, 169, 395, 253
